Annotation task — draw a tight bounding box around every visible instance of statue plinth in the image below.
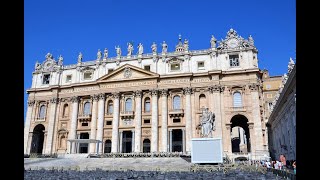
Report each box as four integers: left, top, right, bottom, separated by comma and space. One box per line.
191, 138, 223, 164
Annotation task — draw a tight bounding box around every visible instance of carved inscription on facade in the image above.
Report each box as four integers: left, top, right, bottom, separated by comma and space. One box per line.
101, 81, 156, 89
159, 79, 190, 84
192, 78, 211, 83
74, 86, 99, 92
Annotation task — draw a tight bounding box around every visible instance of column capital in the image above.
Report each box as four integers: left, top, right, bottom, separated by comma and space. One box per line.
98, 93, 105, 101
50, 97, 59, 104
151, 89, 158, 96
248, 83, 259, 92
208, 85, 224, 93
27, 100, 35, 106
70, 96, 80, 103
183, 87, 193, 95
160, 89, 168, 96
112, 92, 120, 99
134, 90, 142, 98
91, 94, 99, 102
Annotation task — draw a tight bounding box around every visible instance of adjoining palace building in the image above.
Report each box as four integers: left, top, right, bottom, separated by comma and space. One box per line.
24, 29, 269, 160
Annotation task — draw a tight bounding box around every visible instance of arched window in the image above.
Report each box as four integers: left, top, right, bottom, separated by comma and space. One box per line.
144, 97, 150, 112
125, 98, 132, 112
39, 105, 46, 119
63, 104, 69, 117
199, 94, 206, 109
83, 102, 91, 115
233, 92, 242, 107
173, 95, 181, 110
107, 100, 113, 114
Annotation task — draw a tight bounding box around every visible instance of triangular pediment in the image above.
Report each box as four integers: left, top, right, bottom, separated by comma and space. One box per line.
97, 64, 159, 82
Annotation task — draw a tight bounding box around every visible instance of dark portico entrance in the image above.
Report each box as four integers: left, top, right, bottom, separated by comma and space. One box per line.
122, 131, 132, 153
30, 124, 45, 154
172, 129, 183, 152
79, 133, 89, 153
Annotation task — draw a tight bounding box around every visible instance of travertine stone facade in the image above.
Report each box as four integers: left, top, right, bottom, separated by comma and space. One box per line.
25, 29, 269, 160
267, 59, 296, 161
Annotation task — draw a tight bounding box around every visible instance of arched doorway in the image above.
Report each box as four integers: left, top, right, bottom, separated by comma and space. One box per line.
30, 124, 45, 154
143, 139, 150, 153
230, 115, 250, 153
104, 140, 111, 153
172, 129, 183, 152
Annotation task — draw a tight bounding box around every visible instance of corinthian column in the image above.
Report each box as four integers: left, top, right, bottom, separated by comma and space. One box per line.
45, 97, 59, 154
183, 87, 192, 154
161, 89, 168, 152
89, 94, 99, 154
111, 92, 120, 152
134, 90, 142, 152
24, 100, 35, 154
96, 93, 105, 154
68, 96, 80, 153
151, 89, 158, 152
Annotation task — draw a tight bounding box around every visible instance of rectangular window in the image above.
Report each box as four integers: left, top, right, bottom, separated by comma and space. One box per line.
144, 119, 150, 124
42, 74, 50, 84
66, 75, 72, 83
266, 84, 271, 90
82, 123, 88, 126
144, 65, 150, 71
229, 55, 239, 67
83, 72, 93, 80
267, 94, 273, 98
106, 121, 112, 125
108, 69, 114, 74
170, 63, 180, 71
173, 118, 181, 123
197, 62, 205, 70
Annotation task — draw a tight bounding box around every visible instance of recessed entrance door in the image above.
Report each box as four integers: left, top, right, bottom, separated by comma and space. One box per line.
79, 133, 89, 153
122, 131, 132, 153
172, 129, 183, 152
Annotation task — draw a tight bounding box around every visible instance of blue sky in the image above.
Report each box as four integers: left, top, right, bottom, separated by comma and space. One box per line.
24, 0, 296, 119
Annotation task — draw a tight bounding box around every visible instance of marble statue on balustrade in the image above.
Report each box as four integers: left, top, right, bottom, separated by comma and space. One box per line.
78, 52, 83, 63
161, 41, 168, 54
35, 61, 41, 70
58, 55, 63, 66
210, 35, 217, 48
115, 46, 121, 58
183, 39, 189, 51
127, 42, 134, 56
151, 42, 157, 54
200, 108, 215, 138
97, 49, 102, 60
248, 35, 254, 46
288, 57, 295, 73
103, 48, 108, 59
137, 43, 143, 55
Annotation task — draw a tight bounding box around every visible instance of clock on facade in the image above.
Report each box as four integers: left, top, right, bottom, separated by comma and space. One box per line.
227, 38, 239, 49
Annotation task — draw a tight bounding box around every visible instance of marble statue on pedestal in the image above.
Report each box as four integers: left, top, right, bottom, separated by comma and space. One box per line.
200, 108, 215, 138
97, 49, 102, 60
103, 48, 108, 59
78, 52, 83, 63
137, 43, 143, 55
161, 41, 168, 54
127, 42, 134, 56
151, 42, 157, 54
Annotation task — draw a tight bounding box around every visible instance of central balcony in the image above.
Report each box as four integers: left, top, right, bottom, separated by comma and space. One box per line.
78, 114, 92, 121
120, 111, 134, 119
169, 109, 184, 117
229, 106, 246, 112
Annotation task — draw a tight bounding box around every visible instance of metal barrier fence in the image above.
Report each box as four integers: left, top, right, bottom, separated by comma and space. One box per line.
267, 167, 296, 180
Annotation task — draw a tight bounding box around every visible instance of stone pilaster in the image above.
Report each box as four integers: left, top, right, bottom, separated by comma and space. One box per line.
68, 96, 80, 153
111, 92, 120, 152
119, 130, 123, 153
134, 90, 142, 152
209, 85, 223, 138
96, 93, 105, 154
182, 129, 186, 154
131, 130, 135, 152
24, 100, 35, 154
151, 89, 158, 152
248, 124, 255, 159
249, 83, 263, 155
89, 94, 99, 153
183, 87, 192, 153
169, 129, 172, 152
45, 97, 59, 154
161, 89, 168, 152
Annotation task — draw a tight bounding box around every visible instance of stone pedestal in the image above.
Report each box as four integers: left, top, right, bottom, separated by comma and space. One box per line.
191, 138, 223, 163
